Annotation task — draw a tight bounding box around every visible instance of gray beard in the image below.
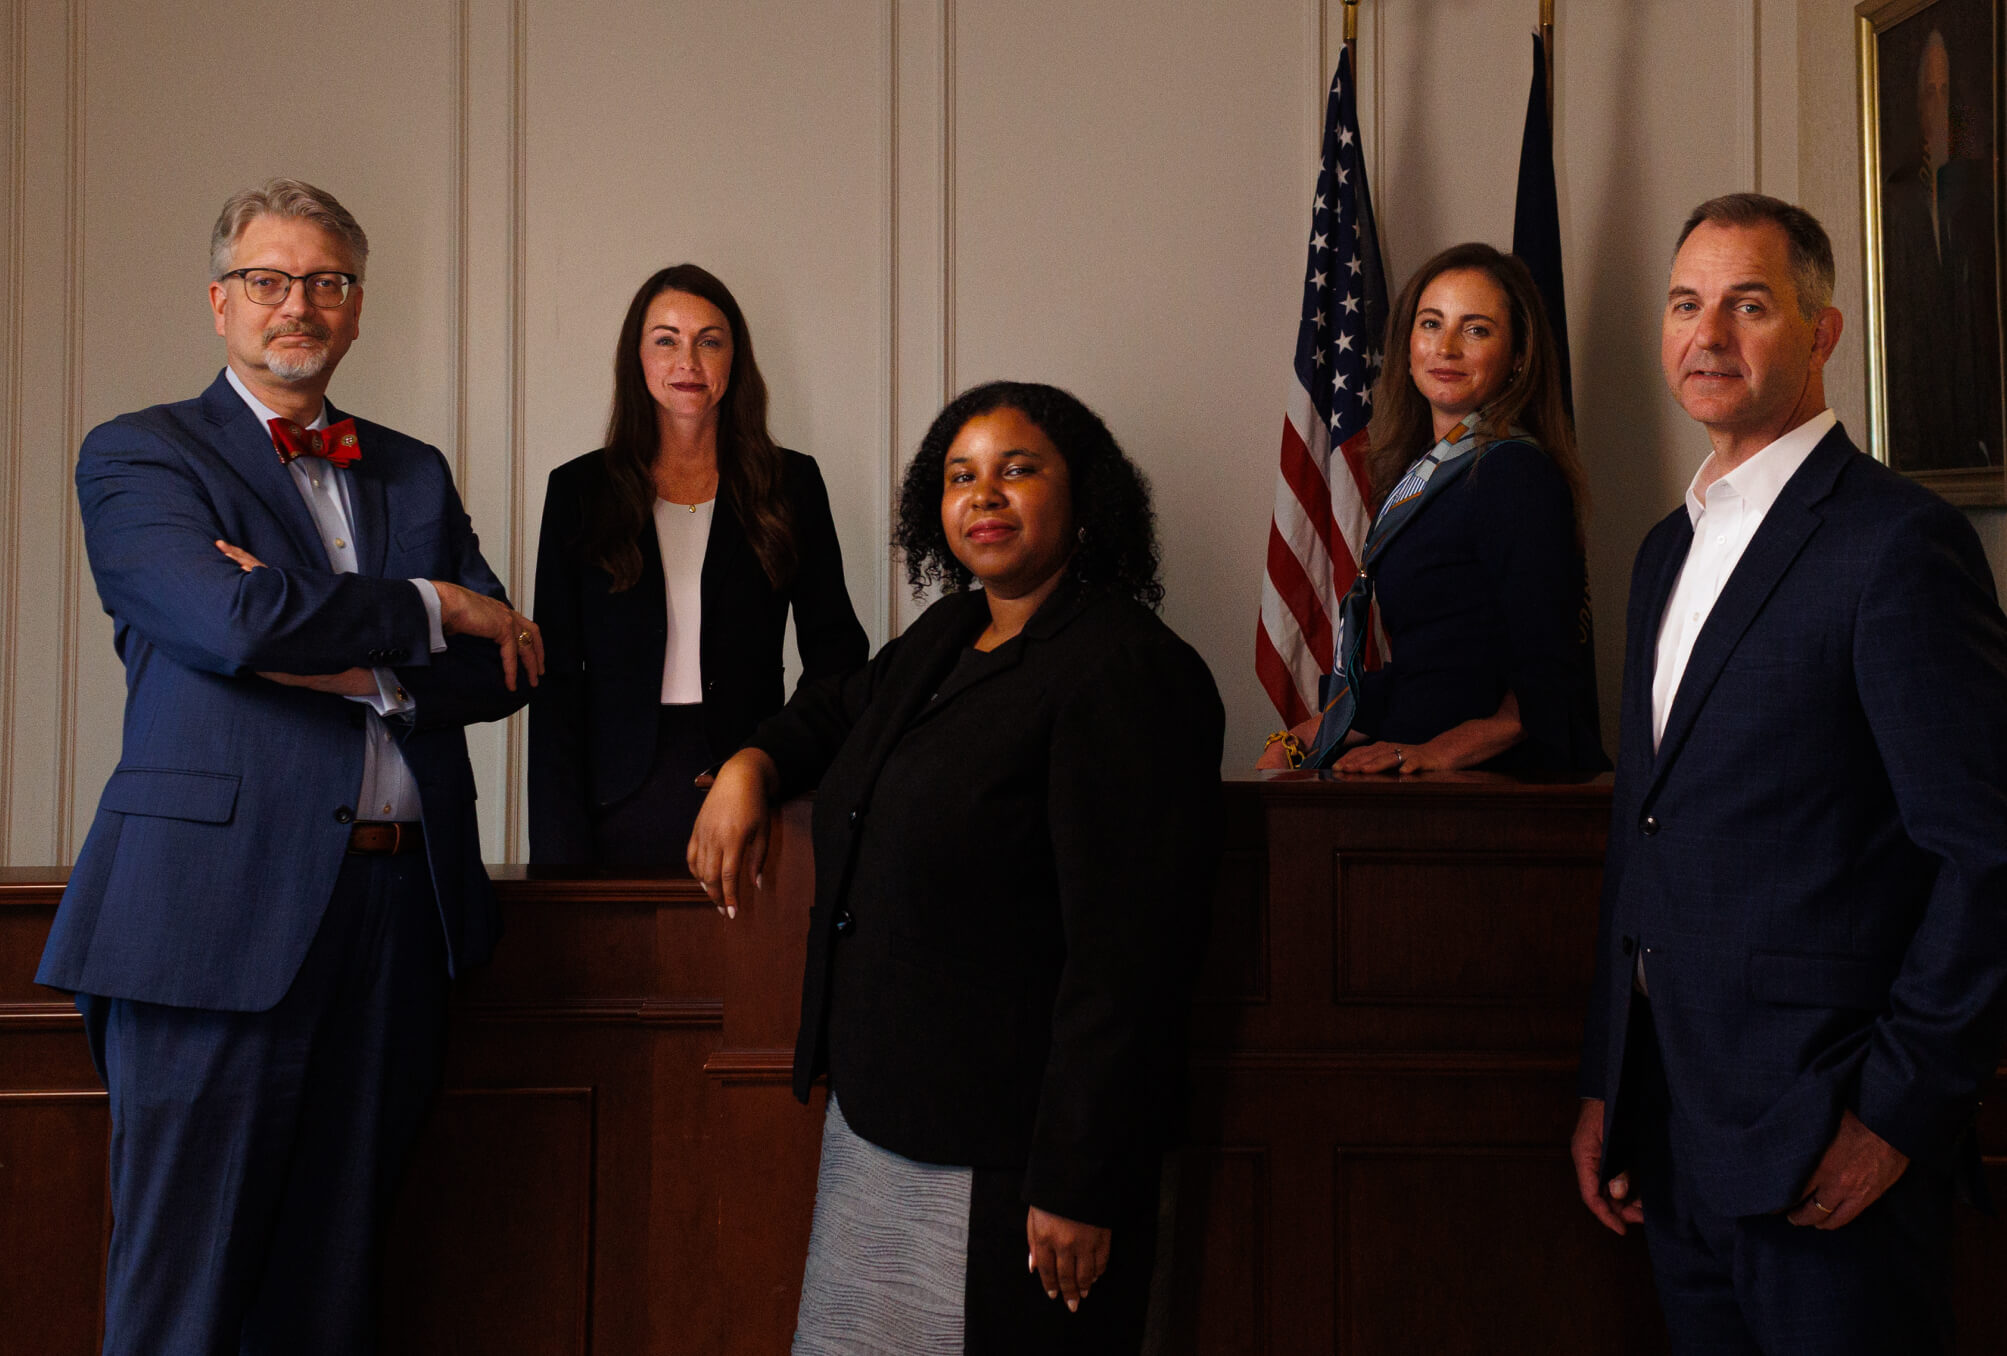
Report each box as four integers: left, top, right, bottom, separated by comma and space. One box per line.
263, 343, 328, 382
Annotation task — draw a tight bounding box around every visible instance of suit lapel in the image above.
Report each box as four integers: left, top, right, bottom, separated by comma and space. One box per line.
1628, 511, 1692, 755
199, 373, 326, 565
639, 497, 670, 625
696, 487, 740, 611
328, 400, 390, 577
1646, 430, 1852, 791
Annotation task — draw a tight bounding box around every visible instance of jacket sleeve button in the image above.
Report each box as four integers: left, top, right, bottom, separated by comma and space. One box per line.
1641, 816, 1660, 836
334, 806, 354, 824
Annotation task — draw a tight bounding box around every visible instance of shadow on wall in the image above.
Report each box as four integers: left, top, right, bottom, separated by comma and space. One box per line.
1573, 2, 1668, 758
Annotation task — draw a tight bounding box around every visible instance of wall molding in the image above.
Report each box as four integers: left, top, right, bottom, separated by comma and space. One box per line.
501, 0, 527, 859
1, 0, 26, 866
449, 0, 470, 493
887, 0, 903, 641
1741, 0, 1760, 189
54, 0, 84, 861
940, 0, 956, 406
888, 0, 953, 636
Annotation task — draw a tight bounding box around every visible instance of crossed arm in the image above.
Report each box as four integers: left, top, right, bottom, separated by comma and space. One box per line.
212, 538, 545, 692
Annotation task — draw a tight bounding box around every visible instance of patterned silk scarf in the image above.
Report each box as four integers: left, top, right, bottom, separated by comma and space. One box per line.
1305, 413, 1518, 768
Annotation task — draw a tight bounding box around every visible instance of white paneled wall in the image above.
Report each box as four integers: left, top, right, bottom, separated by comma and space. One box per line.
2, 0, 1987, 866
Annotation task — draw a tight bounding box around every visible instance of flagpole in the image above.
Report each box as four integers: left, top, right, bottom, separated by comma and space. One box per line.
1540, 0, 1555, 123
1344, 0, 1359, 53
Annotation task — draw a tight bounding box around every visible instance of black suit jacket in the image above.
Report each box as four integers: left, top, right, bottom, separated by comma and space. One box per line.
1581, 423, 2007, 1217
528, 447, 866, 863
748, 579, 1225, 1225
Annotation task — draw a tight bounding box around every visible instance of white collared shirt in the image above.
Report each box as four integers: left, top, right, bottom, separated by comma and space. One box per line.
1650, 409, 1836, 749
225, 367, 446, 821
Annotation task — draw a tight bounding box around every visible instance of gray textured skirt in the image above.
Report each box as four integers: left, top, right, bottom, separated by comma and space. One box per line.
792, 1095, 974, 1355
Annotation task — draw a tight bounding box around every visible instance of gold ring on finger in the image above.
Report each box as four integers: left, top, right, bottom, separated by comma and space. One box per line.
1812, 1198, 1834, 1214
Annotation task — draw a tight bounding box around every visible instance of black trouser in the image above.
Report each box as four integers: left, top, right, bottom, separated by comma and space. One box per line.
589, 703, 710, 866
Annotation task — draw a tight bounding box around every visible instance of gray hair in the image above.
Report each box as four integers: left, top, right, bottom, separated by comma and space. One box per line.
209, 178, 369, 281
1673, 192, 1835, 320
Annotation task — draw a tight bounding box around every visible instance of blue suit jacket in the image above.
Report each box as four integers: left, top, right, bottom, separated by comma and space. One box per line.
37, 371, 528, 1012
1581, 423, 2007, 1217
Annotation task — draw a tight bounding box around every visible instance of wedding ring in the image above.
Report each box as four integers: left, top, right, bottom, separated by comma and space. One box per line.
1812, 1198, 1834, 1215
516, 628, 533, 645
1392, 747, 1405, 766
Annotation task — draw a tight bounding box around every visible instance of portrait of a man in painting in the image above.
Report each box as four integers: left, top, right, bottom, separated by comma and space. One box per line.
1869, 0, 2003, 478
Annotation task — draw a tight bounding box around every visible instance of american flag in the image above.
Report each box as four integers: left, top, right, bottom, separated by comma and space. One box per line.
1256, 47, 1389, 726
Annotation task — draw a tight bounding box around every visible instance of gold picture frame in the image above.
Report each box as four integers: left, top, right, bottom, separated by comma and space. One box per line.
1857, 0, 2006, 506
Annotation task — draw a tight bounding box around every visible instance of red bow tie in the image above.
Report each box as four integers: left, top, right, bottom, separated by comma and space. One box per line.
269, 416, 361, 468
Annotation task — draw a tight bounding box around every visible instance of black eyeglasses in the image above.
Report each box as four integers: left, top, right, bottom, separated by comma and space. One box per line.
219, 268, 359, 308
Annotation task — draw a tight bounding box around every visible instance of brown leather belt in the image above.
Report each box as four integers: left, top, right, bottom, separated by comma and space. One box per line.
347, 821, 424, 855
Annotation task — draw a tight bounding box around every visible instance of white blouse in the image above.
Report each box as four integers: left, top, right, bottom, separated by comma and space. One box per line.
653, 497, 715, 704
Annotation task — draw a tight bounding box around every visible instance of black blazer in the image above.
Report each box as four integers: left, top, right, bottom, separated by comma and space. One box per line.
529, 447, 867, 862
1355, 438, 1607, 771
1581, 424, 2007, 1217
748, 579, 1226, 1226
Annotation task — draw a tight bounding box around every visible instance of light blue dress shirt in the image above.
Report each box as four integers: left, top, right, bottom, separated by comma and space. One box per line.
224, 367, 447, 822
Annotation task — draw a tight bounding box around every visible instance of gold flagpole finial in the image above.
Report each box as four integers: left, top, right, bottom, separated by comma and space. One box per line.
1540, 0, 1556, 121
1344, 0, 1360, 47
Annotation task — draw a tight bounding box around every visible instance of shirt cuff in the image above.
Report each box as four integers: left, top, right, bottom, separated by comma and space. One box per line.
410, 578, 448, 654
346, 667, 415, 716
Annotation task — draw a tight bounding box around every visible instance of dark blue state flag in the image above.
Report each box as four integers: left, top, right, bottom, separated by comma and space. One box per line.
1512, 33, 1572, 417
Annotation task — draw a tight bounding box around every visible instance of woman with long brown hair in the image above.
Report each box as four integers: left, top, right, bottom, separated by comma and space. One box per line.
530, 264, 866, 863
1261, 242, 1607, 774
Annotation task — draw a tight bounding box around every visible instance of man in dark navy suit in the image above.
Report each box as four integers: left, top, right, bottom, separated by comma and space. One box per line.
37, 179, 542, 1354
1572, 193, 2007, 1353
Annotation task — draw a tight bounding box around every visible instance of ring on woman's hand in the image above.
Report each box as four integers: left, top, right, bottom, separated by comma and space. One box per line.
1812, 1198, 1834, 1215
1392, 747, 1405, 767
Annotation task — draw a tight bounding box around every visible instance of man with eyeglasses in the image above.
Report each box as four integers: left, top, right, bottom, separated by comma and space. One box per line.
37, 178, 541, 1354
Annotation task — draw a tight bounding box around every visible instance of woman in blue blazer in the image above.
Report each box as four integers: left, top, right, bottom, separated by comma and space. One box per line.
529, 265, 867, 864
1262, 243, 1607, 774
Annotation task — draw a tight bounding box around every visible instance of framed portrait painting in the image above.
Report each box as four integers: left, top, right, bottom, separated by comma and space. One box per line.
1857, 0, 2006, 506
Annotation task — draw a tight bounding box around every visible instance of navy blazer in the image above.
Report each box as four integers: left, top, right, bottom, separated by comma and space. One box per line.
748, 580, 1225, 1226
38, 372, 526, 1012
526, 447, 866, 862
1355, 439, 1607, 772
1581, 423, 2007, 1217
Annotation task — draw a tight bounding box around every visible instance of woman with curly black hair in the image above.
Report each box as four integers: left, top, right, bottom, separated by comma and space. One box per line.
691, 381, 1224, 1354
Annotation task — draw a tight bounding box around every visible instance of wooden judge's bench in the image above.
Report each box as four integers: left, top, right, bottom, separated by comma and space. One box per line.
5, 772, 2006, 1354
